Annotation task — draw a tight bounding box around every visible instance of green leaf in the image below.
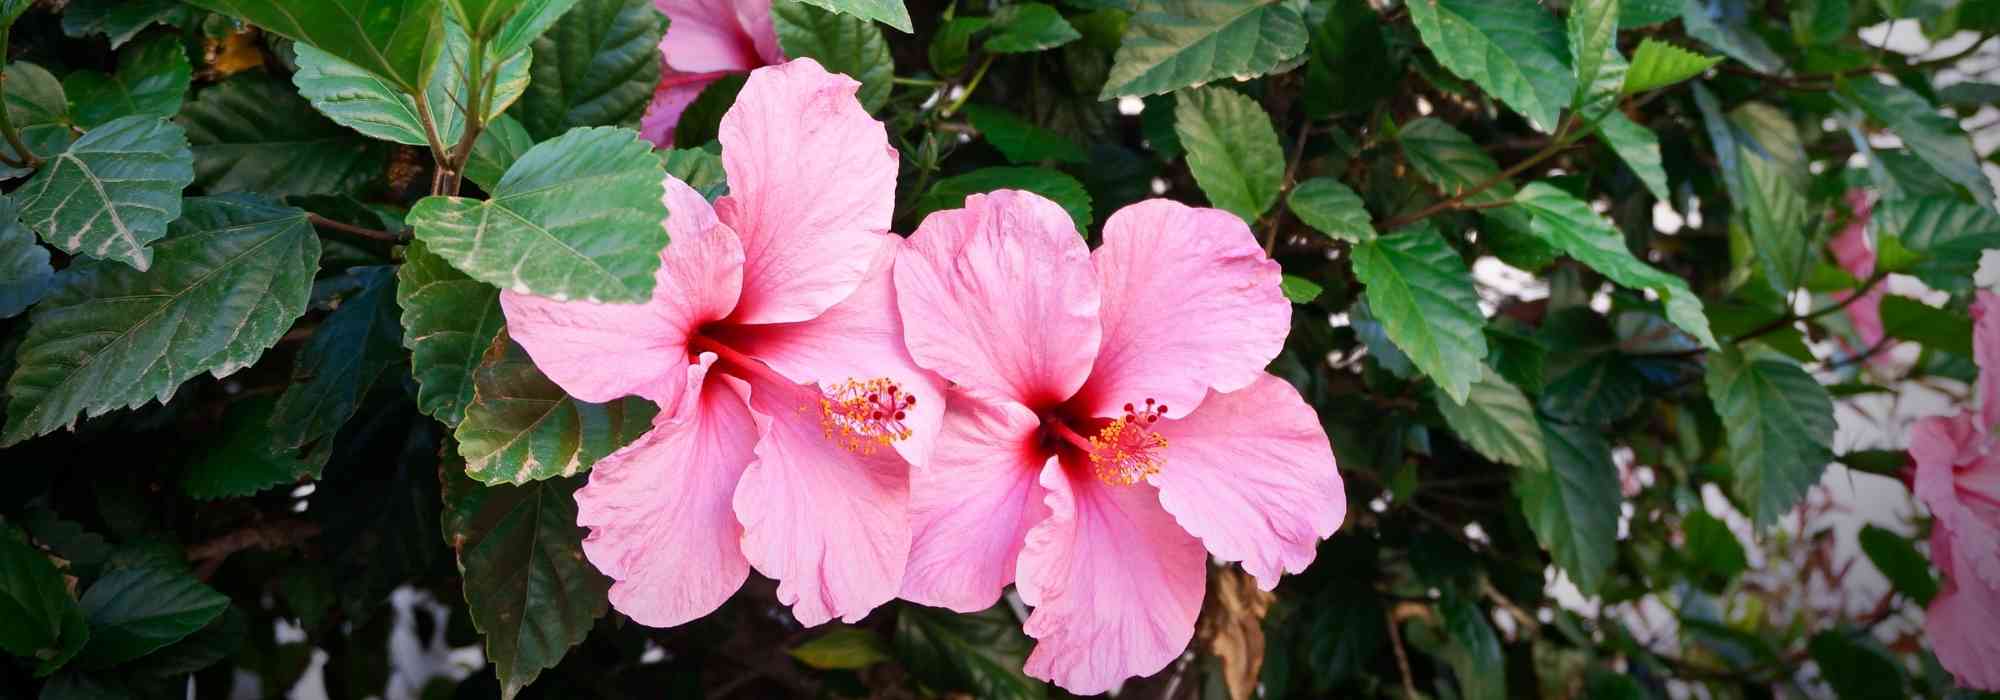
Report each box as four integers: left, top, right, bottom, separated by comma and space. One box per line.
1, 196, 318, 447
1099, 0, 1307, 98
986, 2, 1082, 53
409, 126, 668, 303
1513, 182, 1717, 349
293, 13, 531, 148
1435, 367, 1547, 470
61, 0, 196, 49
457, 331, 658, 484
0, 125, 72, 181
1437, 593, 1506, 700
1858, 524, 1937, 606
1174, 86, 1284, 225
1567, 0, 1621, 111
513, 0, 663, 140
1287, 177, 1374, 242
74, 566, 227, 668
1680, 0, 1783, 73
661, 147, 727, 199
0, 194, 53, 318
895, 604, 1045, 700
487, 0, 586, 58
1303, 0, 1393, 118
124, 604, 246, 677
1873, 197, 2000, 294
1619, 0, 1679, 26
1351, 224, 1488, 404
442, 468, 608, 700
1595, 112, 1670, 201
269, 266, 405, 466
912, 166, 1094, 229
1704, 347, 1835, 528
1280, 275, 1322, 303
794, 0, 912, 33
1407, 0, 1574, 133
5, 62, 69, 129
1622, 38, 1721, 93
0, 529, 89, 677
929, 16, 991, 74
790, 627, 892, 670
1727, 103, 1812, 294
771, 0, 894, 111
965, 104, 1088, 165
63, 36, 192, 129
1879, 295, 1973, 357
1937, 81, 2000, 110
399, 240, 504, 427
1809, 628, 1907, 700
177, 74, 390, 198
666, 74, 745, 148
1681, 509, 1748, 581
466, 114, 535, 193
183, 0, 439, 94
1518, 417, 1620, 594
1397, 119, 1541, 253
16, 116, 194, 271
1840, 77, 1994, 208
181, 396, 316, 500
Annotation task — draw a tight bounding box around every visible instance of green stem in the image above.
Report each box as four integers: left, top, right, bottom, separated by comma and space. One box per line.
0, 26, 40, 169
940, 54, 996, 118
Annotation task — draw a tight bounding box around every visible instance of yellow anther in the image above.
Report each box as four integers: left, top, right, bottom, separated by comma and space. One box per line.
811, 378, 916, 455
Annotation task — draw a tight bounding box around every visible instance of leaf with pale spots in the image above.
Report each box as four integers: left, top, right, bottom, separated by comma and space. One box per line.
456, 330, 657, 485
16, 116, 194, 271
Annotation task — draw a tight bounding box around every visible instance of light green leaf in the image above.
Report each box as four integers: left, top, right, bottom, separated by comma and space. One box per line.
398, 240, 505, 427
442, 467, 608, 700
771, 0, 894, 111
181, 396, 316, 500
0, 529, 89, 677
61, 0, 195, 49
1, 196, 318, 447
409, 126, 668, 303
1840, 77, 1994, 208
293, 13, 530, 147
1879, 295, 1973, 356
177, 74, 389, 198
0, 194, 52, 319
1858, 524, 1937, 606
1513, 182, 1717, 348
456, 331, 658, 484
1099, 0, 1307, 98
986, 2, 1082, 53
795, 0, 912, 32
1873, 197, 2000, 293
74, 567, 227, 668
1351, 224, 1489, 404
1567, 0, 1621, 112
912, 166, 1094, 229
63, 36, 192, 129
16, 116, 193, 271
513, 0, 664, 140
1518, 417, 1620, 594
1174, 86, 1284, 224
1287, 177, 1374, 242
895, 604, 1044, 700
183, 0, 439, 94
4, 62, 68, 129
1705, 347, 1835, 528
1434, 367, 1547, 470
1595, 112, 1670, 201
1280, 274, 1322, 303
1407, 0, 1574, 133
466, 114, 535, 192
269, 267, 405, 466
965, 104, 1088, 165
790, 627, 892, 670
1622, 38, 1721, 93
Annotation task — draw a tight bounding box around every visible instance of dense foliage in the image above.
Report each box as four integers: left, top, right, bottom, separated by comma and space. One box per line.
0, 0, 1996, 698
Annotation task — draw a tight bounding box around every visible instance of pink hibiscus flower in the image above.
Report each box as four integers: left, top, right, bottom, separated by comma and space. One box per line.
1915, 291, 2000, 690
500, 58, 941, 628
1828, 189, 1889, 361
641, 0, 783, 147
890, 190, 1346, 693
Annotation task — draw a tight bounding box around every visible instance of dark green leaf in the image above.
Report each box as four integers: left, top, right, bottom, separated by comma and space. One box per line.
1397, 118, 1541, 254
270, 266, 405, 465
1287, 177, 1374, 242
930, 17, 991, 74
177, 74, 390, 198
1351, 224, 1488, 404
1519, 417, 1621, 593
771, 0, 894, 111
1809, 628, 1907, 700
661, 147, 727, 199
442, 468, 609, 700
488, 0, 587, 58
895, 604, 1045, 700
965, 104, 1088, 164
63, 36, 192, 129
1680, 0, 1783, 73
1514, 182, 1717, 348
293, 12, 530, 147
1435, 367, 1546, 470
183, 0, 439, 94
790, 627, 892, 670
1174, 86, 1284, 224
467, 114, 535, 192
16, 116, 194, 271
1099, 0, 1307, 98
1858, 524, 1937, 606
409, 126, 669, 303
5, 62, 68, 129
1303, 0, 1393, 118
913, 166, 1094, 229
0, 529, 89, 676
62, 0, 196, 49
794, 0, 912, 32
0, 194, 53, 318
1595, 112, 1671, 201
986, 3, 1082, 53
125, 604, 245, 677
1704, 347, 1835, 527
667, 74, 745, 148
1681, 510, 1748, 581
1726, 102, 1812, 294
456, 331, 658, 484
1879, 295, 1973, 357
1873, 196, 2000, 294
74, 566, 227, 668
1841, 77, 1994, 208
399, 240, 505, 427
1437, 593, 1506, 700
1622, 38, 1721, 93
2, 196, 318, 447
1407, 0, 1574, 133
513, 0, 664, 140
181, 396, 317, 499
1619, 0, 1679, 26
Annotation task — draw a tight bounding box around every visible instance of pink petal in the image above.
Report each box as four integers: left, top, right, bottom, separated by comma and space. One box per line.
574, 354, 757, 627
1828, 204, 1888, 352
899, 386, 1050, 612
655, 0, 779, 75
1977, 291, 2000, 432
715, 58, 899, 324
640, 65, 726, 148
1912, 414, 2000, 590
1927, 528, 2000, 691
1149, 374, 1344, 589
714, 241, 945, 467
1016, 462, 1207, 695
733, 372, 911, 626
1072, 199, 1289, 418
499, 177, 740, 403
894, 190, 1103, 407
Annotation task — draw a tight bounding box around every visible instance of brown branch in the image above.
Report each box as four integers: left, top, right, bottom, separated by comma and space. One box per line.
187, 519, 322, 580
1385, 605, 1420, 700
308, 213, 404, 243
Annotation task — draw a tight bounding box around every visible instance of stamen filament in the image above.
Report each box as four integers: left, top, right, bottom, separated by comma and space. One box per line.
688, 336, 792, 388
1048, 420, 1099, 453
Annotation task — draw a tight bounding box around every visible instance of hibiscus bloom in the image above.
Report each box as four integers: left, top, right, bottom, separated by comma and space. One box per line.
891, 190, 1345, 693
641, 0, 783, 147
1915, 291, 2000, 690
1828, 189, 1889, 363
501, 58, 940, 627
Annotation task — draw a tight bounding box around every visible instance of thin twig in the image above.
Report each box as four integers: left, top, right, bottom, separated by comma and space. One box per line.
1266, 119, 1314, 254
308, 213, 404, 243
1379, 117, 1582, 230
1385, 606, 1419, 699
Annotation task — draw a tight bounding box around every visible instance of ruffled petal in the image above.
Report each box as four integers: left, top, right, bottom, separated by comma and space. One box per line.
499, 177, 740, 403
1977, 291, 1999, 432
715, 241, 945, 467
894, 190, 1102, 408
733, 372, 911, 626
656, 0, 778, 75
1149, 374, 1344, 589
573, 354, 757, 627
899, 386, 1050, 612
1912, 414, 2000, 590
1016, 463, 1206, 695
1073, 199, 1289, 418
716, 58, 898, 324
1927, 528, 2000, 691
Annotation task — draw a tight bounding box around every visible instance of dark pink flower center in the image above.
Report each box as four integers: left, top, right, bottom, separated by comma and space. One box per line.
689, 333, 913, 454
1044, 399, 1169, 486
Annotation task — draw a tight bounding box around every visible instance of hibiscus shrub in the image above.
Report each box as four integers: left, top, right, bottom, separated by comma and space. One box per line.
3, 0, 1999, 697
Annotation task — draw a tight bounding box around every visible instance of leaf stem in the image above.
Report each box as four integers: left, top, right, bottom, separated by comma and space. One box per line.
308, 213, 405, 243
0, 27, 41, 169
